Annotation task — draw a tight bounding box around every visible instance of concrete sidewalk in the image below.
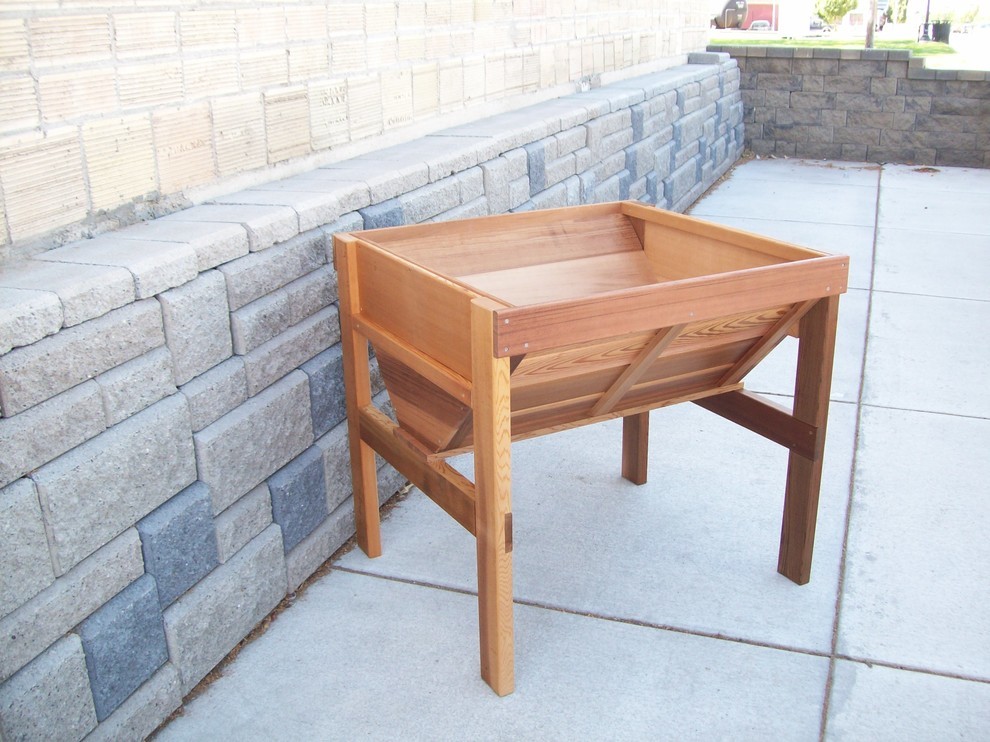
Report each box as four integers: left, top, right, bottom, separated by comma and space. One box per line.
157, 159, 990, 741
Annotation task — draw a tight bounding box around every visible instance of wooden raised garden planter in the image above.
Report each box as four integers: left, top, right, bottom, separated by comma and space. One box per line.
333, 201, 848, 695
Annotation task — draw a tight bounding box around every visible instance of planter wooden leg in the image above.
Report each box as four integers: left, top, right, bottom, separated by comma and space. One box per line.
335, 237, 382, 558
778, 296, 839, 585
471, 300, 514, 696
621, 412, 650, 485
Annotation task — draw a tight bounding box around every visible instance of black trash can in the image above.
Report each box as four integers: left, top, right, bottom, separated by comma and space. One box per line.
931, 21, 952, 43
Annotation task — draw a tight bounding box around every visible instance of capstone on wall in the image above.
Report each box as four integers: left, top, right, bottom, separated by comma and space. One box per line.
0, 1, 711, 262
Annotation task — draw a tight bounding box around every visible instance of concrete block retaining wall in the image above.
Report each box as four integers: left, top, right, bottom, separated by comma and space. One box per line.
0, 53, 742, 740
708, 46, 990, 168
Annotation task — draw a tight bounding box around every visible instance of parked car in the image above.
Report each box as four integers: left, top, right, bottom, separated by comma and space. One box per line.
810, 16, 832, 32
711, 0, 748, 30
749, 20, 771, 31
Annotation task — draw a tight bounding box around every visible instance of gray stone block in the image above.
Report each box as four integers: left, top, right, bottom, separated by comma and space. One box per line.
302, 345, 345, 438
217, 232, 326, 311
0, 529, 143, 683
594, 150, 627, 182
83, 662, 181, 742
180, 357, 248, 432
421, 133, 502, 181
285, 496, 354, 593
0, 287, 62, 354
360, 162, 430, 204
78, 575, 168, 721
524, 141, 546, 196
138, 482, 220, 609
214, 189, 341, 234
600, 127, 634, 159
627, 176, 646, 203
554, 125, 587, 156
0, 381, 105, 489
163, 525, 285, 695
269, 446, 329, 553
507, 176, 531, 211
230, 290, 292, 355
0, 260, 134, 329
234, 266, 334, 357
0, 479, 56, 618
286, 265, 337, 323
630, 101, 647, 141
594, 170, 629, 202
674, 108, 708, 147
264, 174, 372, 213
316, 421, 351, 514
116, 219, 250, 273
0, 299, 165, 417
360, 198, 404, 229
839, 58, 886, 77
688, 51, 727, 65
457, 167, 485, 203
242, 306, 340, 396
0, 635, 97, 741
195, 371, 314, 514
158, 270, 233, 386
674, 140, 701, 170
624, 135, 658, 181
560, 175, 579, 206
646, 172, 659, 203
664, 155, 702, 208
530, 182, 569, 210
163, 203, 298, 252
480, 156, 513, 215
445, 109, 554, 151
95, 347, 177, 426
399, 178, 461, 223
38, 234, 198, 300
434, 196, 489, 222
215, 484, 272, 564
574, 145, 594, 173
33, 394, 196, 574
578, 170, 597, 203
321, 212, 364, 262
544, 153, 577, 189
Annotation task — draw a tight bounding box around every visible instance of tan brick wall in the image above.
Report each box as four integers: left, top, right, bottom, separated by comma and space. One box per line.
0, 1, 709, 258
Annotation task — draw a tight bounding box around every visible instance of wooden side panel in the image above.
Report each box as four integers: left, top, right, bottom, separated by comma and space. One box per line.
374, 349, 471, 452
507, 372, 742, 440
642, 220, 784, 279
621, 201, 828, 262
511, 331, 656, 383
492, 256, 849, 357
354, 240, 482, 379
364, 207, 643, 277
458, 250, 661, 307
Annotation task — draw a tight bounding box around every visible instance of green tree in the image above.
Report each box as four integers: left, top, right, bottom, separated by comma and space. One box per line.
960, 5, 981, 23
814, 0, 858, 25
890, 0, 908, 24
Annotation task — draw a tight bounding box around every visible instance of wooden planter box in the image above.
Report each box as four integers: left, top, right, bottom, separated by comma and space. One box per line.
334, 201, 848, 695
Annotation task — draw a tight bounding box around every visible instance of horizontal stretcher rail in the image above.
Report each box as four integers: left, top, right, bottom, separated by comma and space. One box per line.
694, 390, 820, 461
